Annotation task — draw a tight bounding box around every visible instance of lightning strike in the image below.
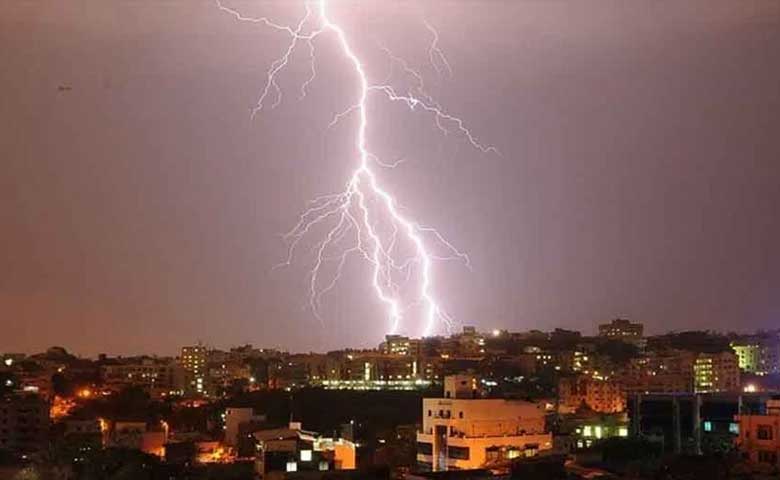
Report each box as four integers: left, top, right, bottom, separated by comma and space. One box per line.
217, 0, 496, 337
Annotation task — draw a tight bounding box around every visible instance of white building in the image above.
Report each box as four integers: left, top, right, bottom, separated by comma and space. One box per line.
416, 375, 552, 471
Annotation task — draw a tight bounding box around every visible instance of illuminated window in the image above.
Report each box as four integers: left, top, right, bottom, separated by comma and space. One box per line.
582, 426, 593, 437
286, 461, 297, 472
300, 450, 312, 462
729, 423, 739, 435
704, 421, 713, 432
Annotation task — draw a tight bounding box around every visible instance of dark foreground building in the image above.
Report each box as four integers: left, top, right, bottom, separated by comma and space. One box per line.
0, 393, 50, 459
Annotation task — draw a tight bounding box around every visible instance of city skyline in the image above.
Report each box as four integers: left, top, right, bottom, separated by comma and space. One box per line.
5, 322, 779, 360
3, 0, 780, 357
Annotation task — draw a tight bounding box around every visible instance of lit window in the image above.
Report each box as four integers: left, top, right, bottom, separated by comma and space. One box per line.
300, 450, 312, 462
704, 421, 713, 432
286, 461, 297, 472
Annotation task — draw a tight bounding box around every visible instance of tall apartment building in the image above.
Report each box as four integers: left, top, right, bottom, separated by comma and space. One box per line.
180, 345, 208, 395
694, 351, 740, 393
0, 394, 50, 458
416, 375, 552, 471
731, 337, 780, 375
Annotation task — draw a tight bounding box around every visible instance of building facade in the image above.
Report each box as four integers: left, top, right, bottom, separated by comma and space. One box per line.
180, 345, 208, 395
731, 337, 780, 375
101, 358, 183, 397
558, 376, 626, 413
416, 375, 552, 471
0, 394, 50, 458
736, 399, 780, 467
694, 352, 740, 393
598, 318, 644, 345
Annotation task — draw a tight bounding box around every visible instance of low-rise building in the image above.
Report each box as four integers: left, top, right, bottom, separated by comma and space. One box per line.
224, 407, 266, 447
380, 335, 421, 357
557, 413, 630, 451
252, 423, 356, 477
101, 357, 184, 398
598, 318, 644, 346
558, 376, 626, 413
416, 375, 552, 472
108, 421, 168, 457
736, 398, 780, 467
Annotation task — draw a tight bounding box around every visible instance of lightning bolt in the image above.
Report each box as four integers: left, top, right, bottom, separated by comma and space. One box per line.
217, 0, 495, 337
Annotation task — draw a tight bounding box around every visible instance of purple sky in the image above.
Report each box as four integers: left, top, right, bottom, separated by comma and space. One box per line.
2, 1, 779, 356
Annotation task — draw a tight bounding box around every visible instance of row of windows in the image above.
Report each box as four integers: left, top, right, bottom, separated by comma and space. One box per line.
427, 410, 464, 419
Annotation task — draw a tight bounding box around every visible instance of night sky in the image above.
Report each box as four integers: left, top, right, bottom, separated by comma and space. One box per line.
2, 1, 779, 356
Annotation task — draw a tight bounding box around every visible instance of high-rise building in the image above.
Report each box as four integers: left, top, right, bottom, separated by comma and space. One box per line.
731, 337, 780, 375
694, 351, 740, 393
180, 345, 208, 395
416, 375, 552, 471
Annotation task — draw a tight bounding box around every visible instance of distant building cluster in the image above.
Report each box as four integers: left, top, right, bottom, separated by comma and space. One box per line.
3, 321, 780, 477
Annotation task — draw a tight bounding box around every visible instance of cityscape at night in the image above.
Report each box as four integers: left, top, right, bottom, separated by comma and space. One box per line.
3, 324, 780, 479
2, 0, 780, 479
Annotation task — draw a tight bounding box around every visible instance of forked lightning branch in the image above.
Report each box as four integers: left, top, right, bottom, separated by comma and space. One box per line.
217, 0, 496, 337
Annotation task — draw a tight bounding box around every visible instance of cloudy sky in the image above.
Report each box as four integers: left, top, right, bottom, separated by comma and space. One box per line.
2, 0, 779, 356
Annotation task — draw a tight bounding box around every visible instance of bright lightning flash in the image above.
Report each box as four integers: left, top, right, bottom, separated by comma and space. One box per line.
217, 0, 496, 337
